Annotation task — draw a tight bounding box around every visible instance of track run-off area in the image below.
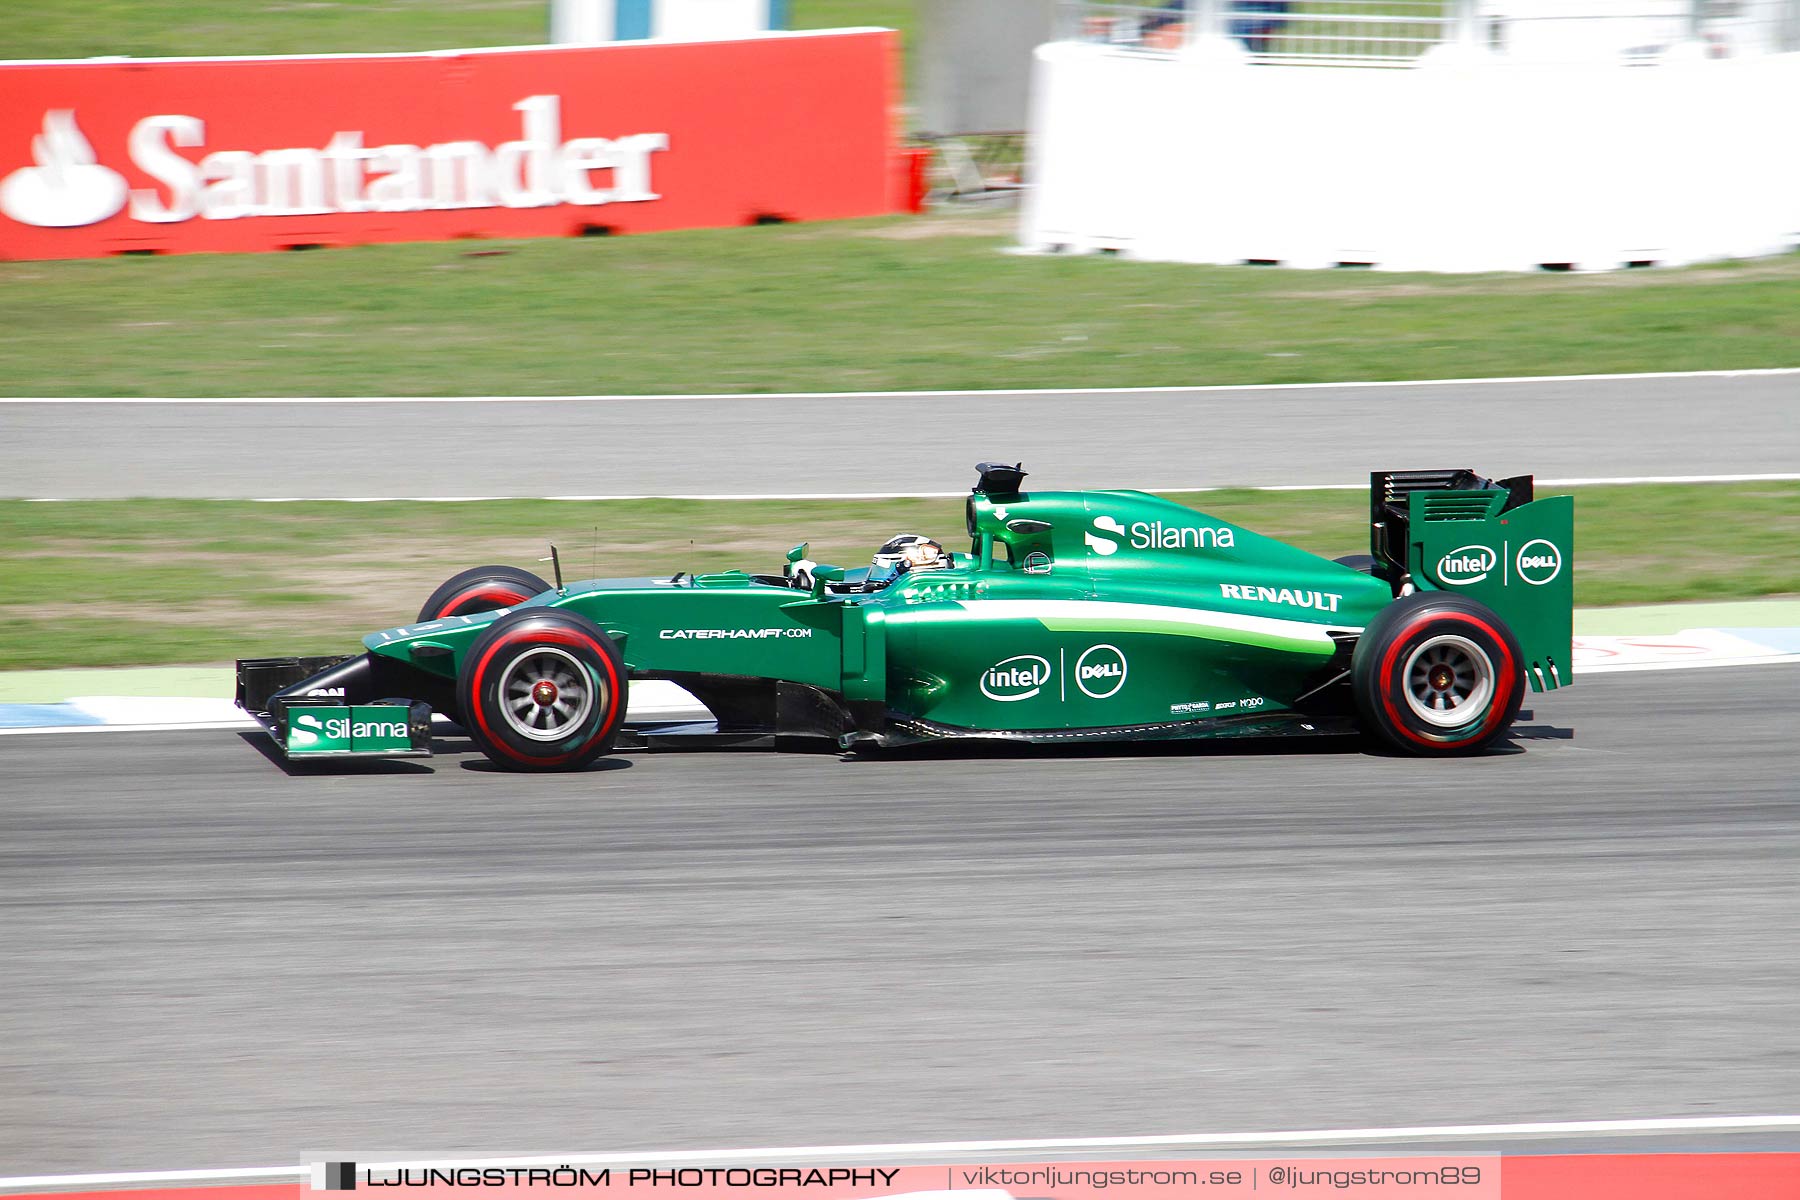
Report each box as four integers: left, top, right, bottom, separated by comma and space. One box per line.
3, 369, 1798, 498
3, 368, 1795, 1180
2, 667, 1797, 1176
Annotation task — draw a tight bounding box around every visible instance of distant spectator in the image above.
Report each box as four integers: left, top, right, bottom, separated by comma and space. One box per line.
1230, 1, 1291, 54
1141, 0, 1189, 51
1134, 1, 1292, 55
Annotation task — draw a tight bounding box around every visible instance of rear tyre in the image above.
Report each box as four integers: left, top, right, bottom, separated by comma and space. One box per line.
417, 564, 551, 623
1351, 593, 1525, 756
457, 609, 626, 772
1332, 554, 1379, 574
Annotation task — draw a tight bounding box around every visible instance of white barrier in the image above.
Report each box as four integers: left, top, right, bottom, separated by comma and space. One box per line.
551, 0, 784, 44
1020, 39, 1800, 272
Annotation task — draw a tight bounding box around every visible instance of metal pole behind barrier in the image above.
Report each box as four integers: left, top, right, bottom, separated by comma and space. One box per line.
1193, 0, 1224, 44
1781, 0, 1800, 52
1450, 0, 1480, 48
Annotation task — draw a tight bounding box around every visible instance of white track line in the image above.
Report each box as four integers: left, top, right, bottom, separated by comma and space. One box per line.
5, 1115, 1798, 1191
0, 686, 709, 738
1578, 653, 1800, 675
0, 28, 884, 69
0, 720, 257, 738
4, 366, 1797, 404
17, 475, 1800, 505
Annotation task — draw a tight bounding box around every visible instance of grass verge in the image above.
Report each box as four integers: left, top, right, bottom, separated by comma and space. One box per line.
3, 481, 1794, 670
5, 211, 1800, 396
0, 1, 914, 61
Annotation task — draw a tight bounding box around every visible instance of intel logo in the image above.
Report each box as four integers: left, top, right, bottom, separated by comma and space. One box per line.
981, 655, 1052, 702
1436, 545, 1496, 586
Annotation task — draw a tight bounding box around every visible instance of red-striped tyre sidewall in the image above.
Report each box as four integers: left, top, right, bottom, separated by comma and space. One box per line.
1353, 595, 1525, 756
416, 565, 552, 623
432, 584, 533, 619
458, 612, 625, 772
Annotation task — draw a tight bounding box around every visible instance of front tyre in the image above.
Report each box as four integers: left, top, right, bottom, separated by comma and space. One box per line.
1351, 593, 1525, 756
417, 564, 551, 623
457, 609, 626, 772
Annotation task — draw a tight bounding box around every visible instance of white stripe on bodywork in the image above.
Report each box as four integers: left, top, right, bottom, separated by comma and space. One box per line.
888, 599, 1359, 650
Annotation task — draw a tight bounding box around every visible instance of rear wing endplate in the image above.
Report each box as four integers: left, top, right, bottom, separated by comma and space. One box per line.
1371, 471, 1574, 692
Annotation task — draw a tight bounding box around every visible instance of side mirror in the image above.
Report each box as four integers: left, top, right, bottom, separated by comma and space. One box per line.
810, 565, 845, 599
786, 542, 809, 564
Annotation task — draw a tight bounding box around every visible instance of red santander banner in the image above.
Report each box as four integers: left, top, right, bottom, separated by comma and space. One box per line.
0, 31, 901, 261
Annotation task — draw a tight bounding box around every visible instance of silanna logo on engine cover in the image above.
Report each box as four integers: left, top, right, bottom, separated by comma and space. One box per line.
981, 654, 1052, 702
1436, 545, 1497, 586
1087, 515, 1236, 555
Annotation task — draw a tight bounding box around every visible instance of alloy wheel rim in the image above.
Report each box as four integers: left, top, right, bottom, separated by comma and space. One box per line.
498, 646, 597, 742
1401, 634, 1494, 729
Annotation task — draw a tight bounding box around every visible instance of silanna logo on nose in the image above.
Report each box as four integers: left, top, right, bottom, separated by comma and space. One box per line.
0, 111, 128, 228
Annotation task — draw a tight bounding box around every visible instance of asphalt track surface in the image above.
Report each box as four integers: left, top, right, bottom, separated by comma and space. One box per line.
2, 667, 1798, 1175
5, 372, 1799, 498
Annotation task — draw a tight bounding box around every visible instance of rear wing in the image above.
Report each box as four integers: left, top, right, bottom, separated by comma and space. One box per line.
1371, 471, 1574, 692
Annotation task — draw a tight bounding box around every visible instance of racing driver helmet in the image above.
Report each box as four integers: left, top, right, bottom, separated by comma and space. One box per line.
871, 533, 952, 577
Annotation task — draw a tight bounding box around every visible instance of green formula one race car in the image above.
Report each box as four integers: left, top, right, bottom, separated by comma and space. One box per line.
237, 464, 1573, 770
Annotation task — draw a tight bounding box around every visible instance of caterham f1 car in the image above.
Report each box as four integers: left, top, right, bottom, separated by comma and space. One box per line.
237, 464, 1573, 769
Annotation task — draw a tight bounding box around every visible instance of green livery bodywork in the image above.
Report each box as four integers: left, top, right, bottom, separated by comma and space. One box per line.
307, 466, 1572, 748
